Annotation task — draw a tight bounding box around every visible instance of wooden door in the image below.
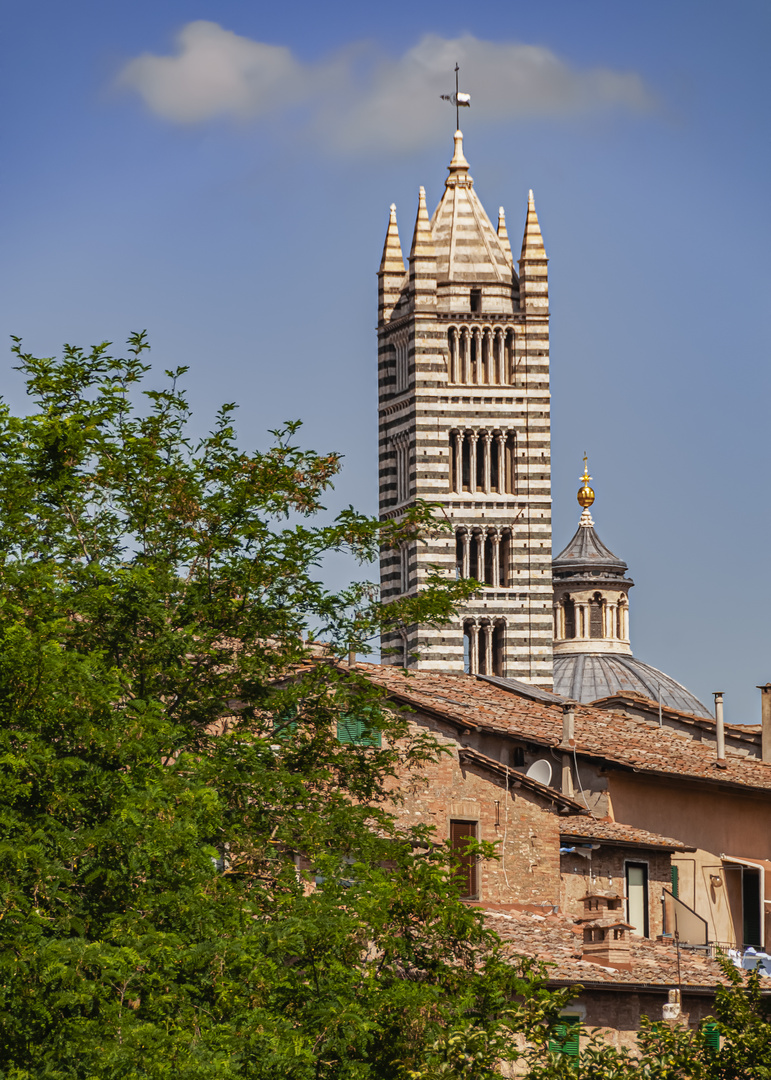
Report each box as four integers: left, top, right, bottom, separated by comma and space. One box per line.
450, 820, 478, 898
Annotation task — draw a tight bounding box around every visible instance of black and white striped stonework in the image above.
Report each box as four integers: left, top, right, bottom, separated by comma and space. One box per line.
377, 132, 553, 688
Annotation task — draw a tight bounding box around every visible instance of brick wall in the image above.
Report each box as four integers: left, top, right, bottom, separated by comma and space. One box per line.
561, 848, 671, 938
391, 713, 561, 906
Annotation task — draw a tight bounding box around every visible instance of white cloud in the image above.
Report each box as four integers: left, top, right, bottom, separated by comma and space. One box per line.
118, 24, 654, 148
118, 21, 309, 122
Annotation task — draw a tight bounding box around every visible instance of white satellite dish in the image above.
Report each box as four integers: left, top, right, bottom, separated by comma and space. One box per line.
525, 759, 552, 786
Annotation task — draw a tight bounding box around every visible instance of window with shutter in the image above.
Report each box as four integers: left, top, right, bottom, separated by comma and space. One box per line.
671, 864, 679, 899
337, 712, 381, 747
703, 1021, 719, 1051
548, 1015, 580, 1059
272, 706, 298, 737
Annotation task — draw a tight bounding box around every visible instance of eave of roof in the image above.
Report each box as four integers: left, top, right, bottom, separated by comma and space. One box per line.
458, 745, 587, 813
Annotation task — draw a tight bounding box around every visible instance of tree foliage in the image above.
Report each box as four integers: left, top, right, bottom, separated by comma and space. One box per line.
3, 334, 769, 1078
0, 333, 580, 1079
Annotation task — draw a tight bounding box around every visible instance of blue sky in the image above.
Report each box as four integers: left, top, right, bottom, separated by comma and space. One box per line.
2, 0, 769, 720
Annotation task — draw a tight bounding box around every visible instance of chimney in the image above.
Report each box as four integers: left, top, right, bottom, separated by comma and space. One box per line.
758, 684, 771, 763
561, 702, 576, 797
713, 692, 726, 766
562, 701, 576, 746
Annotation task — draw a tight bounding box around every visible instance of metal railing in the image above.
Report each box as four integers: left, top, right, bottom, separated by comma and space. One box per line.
661, 888, 708, 947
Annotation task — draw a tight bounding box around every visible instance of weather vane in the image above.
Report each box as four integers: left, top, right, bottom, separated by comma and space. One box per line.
440, 63, 471, 131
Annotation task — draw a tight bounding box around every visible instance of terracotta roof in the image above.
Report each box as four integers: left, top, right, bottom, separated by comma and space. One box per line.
559, 816, 694, 852
485, 908, 731, 989
358, 664, 771, 794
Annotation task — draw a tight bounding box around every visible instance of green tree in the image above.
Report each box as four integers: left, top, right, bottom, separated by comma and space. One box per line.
0, 333, 577, 1079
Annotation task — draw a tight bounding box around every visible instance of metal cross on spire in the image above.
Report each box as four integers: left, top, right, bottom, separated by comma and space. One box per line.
440, 63, 471, 130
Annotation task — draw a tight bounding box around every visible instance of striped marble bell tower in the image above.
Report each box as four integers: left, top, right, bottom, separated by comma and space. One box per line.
377, 131, 553, 686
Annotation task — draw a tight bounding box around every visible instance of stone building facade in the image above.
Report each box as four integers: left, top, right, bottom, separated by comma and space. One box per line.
377, 131, 553, 685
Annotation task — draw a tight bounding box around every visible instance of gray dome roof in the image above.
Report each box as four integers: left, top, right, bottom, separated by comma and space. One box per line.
553, 521, 628, 578
554, 652, 712, 718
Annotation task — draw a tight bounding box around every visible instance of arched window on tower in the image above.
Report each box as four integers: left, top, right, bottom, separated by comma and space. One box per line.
470, 335, 478, 384
478, 621, 490, 675
476, 620, 505, 676
493, 622, 505, 676
400, 544, 410, 594
483, 533, 494, 586
506, 329, 516, 384
476, 432, 486, 491
490, 435, 500, 492
504, 434, 517, 495
463, 621, 478, 674
394, 335, 408, 393
564, 597, 576, 640
499, 530, 511, 587
462, 434, 471, 491
469, 530, 480, 581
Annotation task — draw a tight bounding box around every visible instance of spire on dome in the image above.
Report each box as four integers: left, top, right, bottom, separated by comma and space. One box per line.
446, 130, 471, 187
379, 203, 405, 276
554, 462, 626, 573
577, 454, 595, 526
497, 207, 513, 265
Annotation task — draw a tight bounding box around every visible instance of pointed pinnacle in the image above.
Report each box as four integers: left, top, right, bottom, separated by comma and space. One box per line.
520, 189, 547, 262
410, 186, 435, 259
379, 203, 406, 275
497, 206, 513, 265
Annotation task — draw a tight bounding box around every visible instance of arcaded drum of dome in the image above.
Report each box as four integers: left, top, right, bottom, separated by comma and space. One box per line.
553, 653, 712, 718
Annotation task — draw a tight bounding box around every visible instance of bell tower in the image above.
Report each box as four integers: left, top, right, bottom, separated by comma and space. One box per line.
377, 131, 553, 686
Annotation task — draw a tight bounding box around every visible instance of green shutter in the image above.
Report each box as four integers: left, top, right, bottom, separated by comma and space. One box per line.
671, 864, 679, 898
337, 714, 381, 747
548, 1015, 580, 1059
273, 706, 297, 736
337, 716, 362, 744
703, 1021, 719, 1051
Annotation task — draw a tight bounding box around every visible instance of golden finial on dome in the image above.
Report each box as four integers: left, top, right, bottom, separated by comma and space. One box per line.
577, 453, 595, 509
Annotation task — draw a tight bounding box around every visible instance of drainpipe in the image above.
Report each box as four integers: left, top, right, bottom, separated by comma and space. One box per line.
714, 692, 726, 767
560, 701, 576, 798
758, 684, 771, 764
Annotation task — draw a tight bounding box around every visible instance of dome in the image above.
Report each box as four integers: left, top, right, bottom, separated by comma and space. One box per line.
554, 652, 712, 718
